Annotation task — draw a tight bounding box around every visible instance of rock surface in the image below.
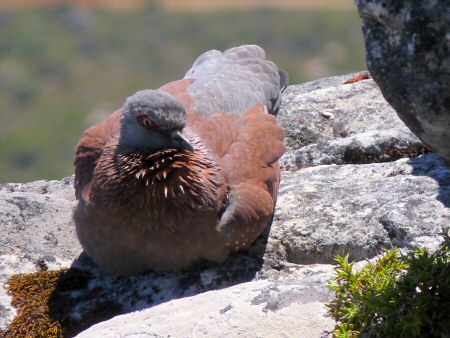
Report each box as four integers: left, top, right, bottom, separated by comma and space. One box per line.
356, 0, 450, 165
0, 177, 79, 261
76, 278, 334, 338
0, 178, 80, 329
279, 73, 428, 170
1, 74, 449, 337
268, 155, 450, 265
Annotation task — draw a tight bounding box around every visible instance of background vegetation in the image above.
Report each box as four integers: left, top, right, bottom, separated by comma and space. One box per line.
0, 1, 366, 182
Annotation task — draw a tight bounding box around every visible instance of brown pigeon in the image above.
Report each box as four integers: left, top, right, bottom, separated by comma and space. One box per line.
74, 45, 287, 274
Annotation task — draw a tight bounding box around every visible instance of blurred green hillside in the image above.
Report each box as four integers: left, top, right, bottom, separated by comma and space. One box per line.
0, 4, 366, 183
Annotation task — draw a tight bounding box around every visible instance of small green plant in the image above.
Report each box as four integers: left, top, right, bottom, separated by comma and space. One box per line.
328, 228, 450, 337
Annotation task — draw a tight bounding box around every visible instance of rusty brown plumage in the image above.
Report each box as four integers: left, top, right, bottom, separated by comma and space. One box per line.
74, 45, 287, 274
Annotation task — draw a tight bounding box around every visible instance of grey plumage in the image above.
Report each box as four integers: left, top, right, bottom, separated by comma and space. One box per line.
184, 45, 286, 117
119, 90, 193, 153
123, 90, 187, 131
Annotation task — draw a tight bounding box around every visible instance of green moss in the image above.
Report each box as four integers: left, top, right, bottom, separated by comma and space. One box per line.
328, 228, 450, 337
0, 267, 122, 337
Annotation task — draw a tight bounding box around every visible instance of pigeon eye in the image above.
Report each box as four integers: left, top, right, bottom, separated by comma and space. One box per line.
137, 115, 159, 131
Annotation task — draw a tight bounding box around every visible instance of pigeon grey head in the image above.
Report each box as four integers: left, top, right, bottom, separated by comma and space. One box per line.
119, 89, 193, 153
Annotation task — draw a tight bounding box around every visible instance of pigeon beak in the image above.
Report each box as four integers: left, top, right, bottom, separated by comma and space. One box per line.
172, 131, 194, 152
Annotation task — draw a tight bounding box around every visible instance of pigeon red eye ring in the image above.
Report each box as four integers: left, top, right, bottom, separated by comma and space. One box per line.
137, 115, 159, 131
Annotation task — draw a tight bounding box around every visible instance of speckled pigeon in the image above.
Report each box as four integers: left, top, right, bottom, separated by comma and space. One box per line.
74, 45, 288, 274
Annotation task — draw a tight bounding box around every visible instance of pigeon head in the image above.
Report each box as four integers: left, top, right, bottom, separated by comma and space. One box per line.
119, 90, 194, 153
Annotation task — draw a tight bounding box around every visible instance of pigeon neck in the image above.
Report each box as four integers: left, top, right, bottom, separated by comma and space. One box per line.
91, 135, 227, 229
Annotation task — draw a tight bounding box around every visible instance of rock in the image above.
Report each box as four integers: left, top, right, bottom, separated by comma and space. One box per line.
278, 73, 427, 170
0, 177, 80, 260
0, 177, 81, 328
356, 0, 450, 165
267, 154, 450, 265
75, 275, 334, 338
0, 74, 449, 337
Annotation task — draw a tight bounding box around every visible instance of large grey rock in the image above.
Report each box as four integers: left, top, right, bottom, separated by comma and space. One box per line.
0, 74, 449, 337
278, 74, 426, 170
356, 0, 450, 165
267, 154, 450, 265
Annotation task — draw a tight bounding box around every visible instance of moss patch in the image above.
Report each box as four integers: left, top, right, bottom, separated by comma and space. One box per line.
0, 267, 122, 337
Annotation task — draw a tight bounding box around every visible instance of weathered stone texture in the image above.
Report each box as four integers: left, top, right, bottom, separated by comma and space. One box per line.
356, 0, 450, 165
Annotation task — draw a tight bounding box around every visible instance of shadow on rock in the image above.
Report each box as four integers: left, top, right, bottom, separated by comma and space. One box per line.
0, 250, 266, 337
46, 253, 264, 337
408, 154, 450, 208
34, 226, 269, 337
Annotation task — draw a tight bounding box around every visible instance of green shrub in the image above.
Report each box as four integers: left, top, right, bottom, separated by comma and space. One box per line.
328, 229, 450, 337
